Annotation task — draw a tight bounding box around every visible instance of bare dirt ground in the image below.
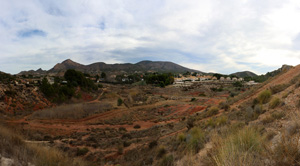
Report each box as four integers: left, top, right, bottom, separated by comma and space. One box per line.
5, 83, 231, 165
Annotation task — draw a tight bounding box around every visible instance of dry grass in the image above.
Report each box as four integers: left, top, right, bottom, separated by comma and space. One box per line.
206, 127, 265, 166
269, 97, 281, 109
257, 90, 272, 104
31, 102, 112, 119
270, 84, 289, 94
0, 124, 89, 166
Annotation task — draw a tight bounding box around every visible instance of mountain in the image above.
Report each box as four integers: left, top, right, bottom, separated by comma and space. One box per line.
264, 64, 293, 77
19, 59, 203, 75
49, 59, 84, 72
230, 71, 258, 78
18, 68, 47, 76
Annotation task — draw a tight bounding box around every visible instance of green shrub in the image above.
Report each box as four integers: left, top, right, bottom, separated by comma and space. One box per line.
118, 127, 127, 132
159, 154, 174, 166
262, 116, 275, 124
205, 116, 228, 128
269, 97, 281, 109
76, 147, 89, 156
123, 141, 131, 147
271, 111, 285, 119
199, 93, 206, 97
187, 127, 205, 153
177, 133, 186, 143
219, 101, 230, 111
157, 146, 167, 158
190, 98, 196, 102
270, 84, 289, 94
149, 140, 158, 149
254, 104, 264, 114
117, 144, 123, 154
117, 98, 123, 106
133, 124, 141, 129
257, 90, 272, 104
297, 99, 300, 108
205, 107, 219, 118
98, 84, 103, 88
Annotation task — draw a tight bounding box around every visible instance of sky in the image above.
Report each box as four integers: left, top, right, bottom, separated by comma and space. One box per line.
1, 0, 300, 74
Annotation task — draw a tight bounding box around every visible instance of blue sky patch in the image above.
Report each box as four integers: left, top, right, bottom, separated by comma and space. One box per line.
17, 29, 47, 38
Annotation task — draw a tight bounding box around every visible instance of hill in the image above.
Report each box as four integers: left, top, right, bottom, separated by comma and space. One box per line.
230, 71, 257, 78
19, 59, 203, 76
5, 63, 300, 165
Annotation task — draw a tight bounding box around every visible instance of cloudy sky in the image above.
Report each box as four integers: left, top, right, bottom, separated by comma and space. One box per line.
1, 0, 300, 74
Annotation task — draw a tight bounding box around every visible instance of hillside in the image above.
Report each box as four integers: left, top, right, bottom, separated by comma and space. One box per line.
19, 59, 203, 76
4, 63, 300, 165
230, 71, 257, 78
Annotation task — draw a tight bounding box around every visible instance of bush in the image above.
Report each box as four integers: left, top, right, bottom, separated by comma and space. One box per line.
262, 116, 275, 124
219, 102, 230, 111
177, 133, 186, 143
117, 98, 123, 106
118, 127, 127, 132
123, 141, 131, 147
270, 84, 289, 94
271, 111, 285, 119
257, 90, 272, 104
254, 104, 263, 114
117, 144, 124, 154
187, 127, 205, 153
157, 146, 167, 158
210, 127, 264, 166
269, 97, 281, 109
270, 134, 300, 165
133, 124, 141, 129
206, 107, 219, 117
190, 98, 196, 102
245, 106, 260, 122
149, 140, 158, 149
76, 147, 89, 156
205, 116, 228, 128
159, 154, 174, 166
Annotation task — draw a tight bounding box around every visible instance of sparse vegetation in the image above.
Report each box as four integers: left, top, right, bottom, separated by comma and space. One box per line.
207, 127, 265, 166
270, 84, 289, 94
30, 103, 112, 119
269, 97, 281, 109
159, 154, 174, 166
218, 101, 230, 111
177, 133, 186, 143
0, 125, 88, 166
187, 127, 205, 153
203, 107, 219, 118
257, 90, 272, 104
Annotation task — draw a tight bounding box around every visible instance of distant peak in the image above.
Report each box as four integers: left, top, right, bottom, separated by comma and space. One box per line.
62, 59, 75, 64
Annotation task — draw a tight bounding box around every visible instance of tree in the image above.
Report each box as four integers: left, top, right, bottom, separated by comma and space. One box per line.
101, 72, 106, 79
40, 78, 55, 97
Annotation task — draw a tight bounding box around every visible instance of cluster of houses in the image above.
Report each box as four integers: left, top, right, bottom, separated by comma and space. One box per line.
174, 75, 247, 84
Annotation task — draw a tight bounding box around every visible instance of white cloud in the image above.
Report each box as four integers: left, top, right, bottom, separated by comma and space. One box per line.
0, 0, 300, 74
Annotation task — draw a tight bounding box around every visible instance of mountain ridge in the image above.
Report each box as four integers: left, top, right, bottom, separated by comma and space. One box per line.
19, 59, 203, 75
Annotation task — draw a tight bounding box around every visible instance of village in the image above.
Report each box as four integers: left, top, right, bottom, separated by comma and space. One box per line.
1, 71, 260, 89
